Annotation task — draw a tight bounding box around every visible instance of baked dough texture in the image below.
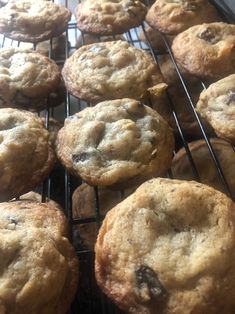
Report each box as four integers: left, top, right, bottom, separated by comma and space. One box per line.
95, 178, 235, 314
146, 0, 219, 35
172, 138, 235, 198
75, 0, 147, 35
0, 200, 78, 314
0, 0, 71, 42
56, 98, 174, 186
196, 74, 235, 144
0, 47, 61, 109
0, 108, 55, 201
62, 40, 163, 103
172, 22, 235, 79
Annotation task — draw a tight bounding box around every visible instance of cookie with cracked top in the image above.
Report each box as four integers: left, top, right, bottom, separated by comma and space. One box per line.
172, 138, 235, 198
75, 0, 147, 35
146, 0, 219, 35
62, 40, 164, 103
196, 74, 235, 144
172, 22, 235, 80
0, 200, 78, 313
0, 108, 55, 201
95, 177, 235, 314
0, 0, 71, 42
0, 47, 61, 110
56, 98, 174, 187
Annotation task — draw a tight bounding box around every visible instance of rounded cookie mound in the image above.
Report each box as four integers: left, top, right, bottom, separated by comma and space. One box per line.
0, 47, 61, 109
196, 74, 235, 144
172, 22, 235, 79
146, 0, 219, 35
75, 0, 147, 35
0, 0, 71, 42
62, 40, 163, 103
0, 108, 55, 201
56, 99, 174, 186
172, 138, 235, 198
95, 178, 235, 314
0, 200, 78, 314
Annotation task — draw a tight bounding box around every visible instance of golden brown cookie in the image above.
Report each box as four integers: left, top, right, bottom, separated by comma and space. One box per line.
62, 40, 163, 103
56, 98, 174, 187
0, 108, 55, 201
75, 0, 147, 35
172, 138, 235, 198
0, 200, 78, 313
0, 0, 71, 42
75, 33, 125, 49
95, 178, 235, 314
72, 183, 135, 250
41, 117, 63, 149
0, 47, 61, 109
146, 0, 219, 35
172, 22, 235, 80
196, 74, 235, 144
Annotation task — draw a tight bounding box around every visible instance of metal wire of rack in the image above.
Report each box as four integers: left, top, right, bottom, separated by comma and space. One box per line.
0, 0, 234, 313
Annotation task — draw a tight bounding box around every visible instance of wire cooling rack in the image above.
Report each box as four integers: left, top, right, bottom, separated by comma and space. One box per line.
0, 0, 234, 313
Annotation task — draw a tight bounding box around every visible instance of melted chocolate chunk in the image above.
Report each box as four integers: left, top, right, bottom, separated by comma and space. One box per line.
9, 217, 17, 225
136, 265, 168, 301
197, 27, 219, 44
226, 91, 235, 105
72, 152, 92, 163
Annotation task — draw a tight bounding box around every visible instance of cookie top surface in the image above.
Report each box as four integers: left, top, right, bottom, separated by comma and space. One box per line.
146, 0, 219, 35
56, 98, 174, 186
0, 108, 55, 201
196, 74, 235, 144
0, 47, 61, 109
95, 178, 235, 314
62, 40, 163, 103
0, 0, 71, 42
172, 22, 235, 79
172, 138, 235, 198
0, 200, 78, 314
75, 0, 147, 35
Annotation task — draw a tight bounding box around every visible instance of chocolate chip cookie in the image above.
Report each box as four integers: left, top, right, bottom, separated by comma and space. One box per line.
0, 47, 61, 109
95, 178, 235, 314
56, 98, 174, 187
172, 22, 235, 80
146, 0, 219, 35
0, 0, 71, 42
0, 200, 78, 313
62, 40, 163, 103
196, 74, 235, 144
75, 0, 147, 35
0, 108, 55, 201
172, 138, 235, 198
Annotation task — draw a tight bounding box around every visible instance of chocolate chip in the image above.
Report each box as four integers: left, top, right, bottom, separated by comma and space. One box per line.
9, 217, 17, 225
72, 152, 92, 163
226, 91, 235, 105
136, 265, 168, 301
197, 27, 219, 44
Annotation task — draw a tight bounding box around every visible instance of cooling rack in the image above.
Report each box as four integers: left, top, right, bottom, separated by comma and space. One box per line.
0, 0, 234, 313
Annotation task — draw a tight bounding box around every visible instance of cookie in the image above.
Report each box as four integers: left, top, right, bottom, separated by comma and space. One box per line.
172, 22, 235, 80
62, 40, 163, 103
72, 183, 135, 250
95, 178, 235, 314
0, 0, 71, 42
19, 34, 67, 60
75, 33, 125, 49
75, 0, 147, 35
0, 200, 78, 313
56, 98, 174, 187
196, 74, 235, 144
0, 108, 55, 201
146, 0, 219, 35
41, 117, 63, 149
138, 25, 173, 53
0, 47, 61, 109
172, 138, 235, 198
